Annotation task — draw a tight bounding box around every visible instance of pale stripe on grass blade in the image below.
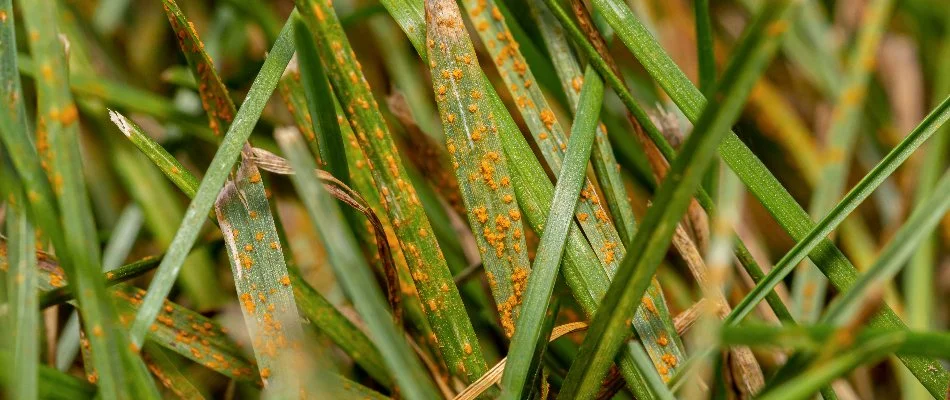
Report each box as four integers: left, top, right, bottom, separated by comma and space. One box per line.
294, 0, 487, 382
425, 0, 532, 340
724, 96, 950, 324
558, 2, 796, 397
500, 67, 602, 399
585, 0, 950, 393
790, 0, 894, 323
3, 175, 39, 400
375, 0, 684, 394
16, 0, 159, 396
277, 127, 440, 400
129, 15, 296, 346
821, 169, 950, 324
214, 156, 307, 390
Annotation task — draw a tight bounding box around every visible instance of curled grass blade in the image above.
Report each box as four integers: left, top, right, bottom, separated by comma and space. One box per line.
129, 15, 296, 347
425, 0, 532, 340
278, 127, 441, 400
500, 66, 602, 399
585, 0, 950, 393
558, 1, 796, 397
294, 0, 487, 382
790, 0, 895, 323
821, 169, 950, 324
17, 0, 159, 396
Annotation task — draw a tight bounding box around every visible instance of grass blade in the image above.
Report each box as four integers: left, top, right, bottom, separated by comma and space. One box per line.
3, 176, 39, 400
756, 333, 904, 400
375, 0, 685, 393
160, 0, 235, 138
16, 0, 159, 396
294, 0, 487, 382
461, 0, 625, 278
541, 0, 794, 327
694, 0, 715, 94
719, 324, 950, 358
820, 169, 950, 324
558, 1, 796, 397
214, 156, 307, 390
790, 0, 895, 323
129, 15, 296, 346
288, 269, 392, 388
725, 96, 950, 324
425, 0, 533, 340
277, 127, 440, 399
527, 0, 637, 249
586, 0, 950, 393
500, 66, 603, 398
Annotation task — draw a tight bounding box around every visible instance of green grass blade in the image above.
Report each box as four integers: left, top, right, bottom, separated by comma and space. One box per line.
425, 0, 532, 341
214, 157, 307, 390
12, 247, 261, 383
160, 0, 236, 138
15, 56, 217, 142
277, 127, 440, 400
820, 169, 950, 324
541, 0, 794, 326
756, 333, 904, 400
16, 0, 159, 396
4, 179, 39, 400
141, 343, 207, 400
375, 0, 684, 393
288, 269, 392, 388
275, 70, 442, 355
528, 0, 637, 246
725, 96, 950, 324
694, 0, 715, 94
109, 111, 202, 200
291, 16, 350, 184
790, 0, 895, 323
558, 1, 795, 397
461, 0, 625, 277
500, 66, 603, 399
129, 15, 296, 347
294, 0, 487, 382
0, 350, 97, 400
719, 324, 950, 358
587, 0, 950, 393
